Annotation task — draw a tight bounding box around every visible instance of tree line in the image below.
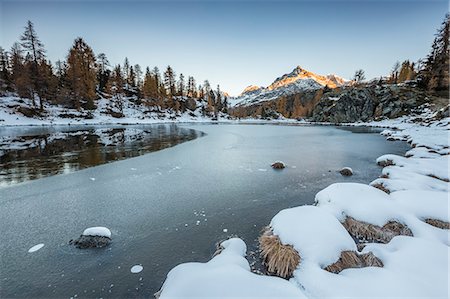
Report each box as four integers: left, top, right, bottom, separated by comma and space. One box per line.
0, 21, 228, 117
351, 14, 448, 94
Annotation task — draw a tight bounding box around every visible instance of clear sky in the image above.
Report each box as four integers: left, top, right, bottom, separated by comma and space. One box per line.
1, 0, 448, 95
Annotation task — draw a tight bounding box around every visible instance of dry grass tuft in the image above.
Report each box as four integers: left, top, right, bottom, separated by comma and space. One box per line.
371, 182, 391, 194
342, 216, 413, 244
324, 250, 383, 274
377, 159, 394, 167
428, 174, 450, 182
259, 227, 300, 278
425, 218, 450, 230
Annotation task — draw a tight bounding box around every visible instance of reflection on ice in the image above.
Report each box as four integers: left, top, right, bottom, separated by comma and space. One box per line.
0, 124, 204, 187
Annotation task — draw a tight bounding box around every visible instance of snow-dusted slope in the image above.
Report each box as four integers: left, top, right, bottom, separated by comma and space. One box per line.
0, 95, 226, 126
230, 66, 348, 107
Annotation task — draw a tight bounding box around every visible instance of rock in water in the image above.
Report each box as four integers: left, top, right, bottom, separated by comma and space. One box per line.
70, 226, 112, 249
271, 161, 286, 169
339, 167, 353, 176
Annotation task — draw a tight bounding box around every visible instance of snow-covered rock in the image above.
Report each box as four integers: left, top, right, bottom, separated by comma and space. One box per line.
339, 167, 353, 176
69, 226, 112, 249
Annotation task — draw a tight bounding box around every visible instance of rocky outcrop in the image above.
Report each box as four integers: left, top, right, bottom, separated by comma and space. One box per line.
311, 84, 432, 123
231, 89, 324, 119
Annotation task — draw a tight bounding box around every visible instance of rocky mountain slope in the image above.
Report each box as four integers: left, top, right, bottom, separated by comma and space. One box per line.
229, 66, 348, 119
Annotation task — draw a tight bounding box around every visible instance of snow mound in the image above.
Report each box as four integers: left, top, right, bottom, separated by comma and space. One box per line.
82, 227, 111, 238
158, 238, 307, 298
376, 154, 449, 182
271, 206, 356, 267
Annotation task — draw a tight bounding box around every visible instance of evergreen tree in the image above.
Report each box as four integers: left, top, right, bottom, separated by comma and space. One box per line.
123, 57, 130, 87
0, 47, 10, 93
134, 64, 143, 89
187, 76, 196, 98
96, 53, 110, 93
352, 69, 366, 84
390, 61, 400, 84
420, 14, 449, 94
66, 37, 97, 110
20, 20, 47, 110
10, 42, 33, 100
215, 84, 222, 116
163, 65, 176, 98
177, 73, 185, 96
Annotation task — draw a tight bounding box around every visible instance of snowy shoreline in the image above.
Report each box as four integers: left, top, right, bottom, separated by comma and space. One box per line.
156, 114, 449, 298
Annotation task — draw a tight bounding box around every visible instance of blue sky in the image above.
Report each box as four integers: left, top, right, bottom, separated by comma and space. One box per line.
1, 0, 447, 95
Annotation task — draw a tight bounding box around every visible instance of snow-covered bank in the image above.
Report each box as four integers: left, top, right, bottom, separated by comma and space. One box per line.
0, 95, 232, 127
158, 114, 449, 298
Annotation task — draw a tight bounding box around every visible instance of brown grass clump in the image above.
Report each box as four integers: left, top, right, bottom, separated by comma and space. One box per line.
428, 174, 450, 182
425, 218, 450, 230
342, 216, 413, 244
259, 227, 300, 278
377, 159, 394, 167
271, 162, 286, 169
371, 183, 391, 194
324, 250, 383, 274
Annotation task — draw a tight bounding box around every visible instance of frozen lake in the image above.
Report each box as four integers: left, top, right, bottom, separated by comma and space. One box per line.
0, 124, 410, 298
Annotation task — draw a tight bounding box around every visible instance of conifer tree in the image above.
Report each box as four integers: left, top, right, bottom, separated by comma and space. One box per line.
134, 64, 143, 89
123, 57, 130, 87
66, 37, 97, 110
177, 73, 185, 96
20, 20, 46, 110
420, 14, 449, 94
0, 47, 10, 92
96, 53, 110, 93
352, 69, 365, 84
390, 61, 400, 84
163, 65, 176, 98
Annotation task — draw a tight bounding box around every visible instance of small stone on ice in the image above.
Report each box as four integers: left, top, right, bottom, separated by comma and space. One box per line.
131, 265, 143, 273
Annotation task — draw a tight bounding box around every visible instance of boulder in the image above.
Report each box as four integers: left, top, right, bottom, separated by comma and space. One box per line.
271, 161, 286, 169
339, 167, 353, 176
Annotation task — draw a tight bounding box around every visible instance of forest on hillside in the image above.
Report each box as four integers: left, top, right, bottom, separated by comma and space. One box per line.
0, 21, 228, 118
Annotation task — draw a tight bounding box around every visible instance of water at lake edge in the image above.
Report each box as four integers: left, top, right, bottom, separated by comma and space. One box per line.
0, 124, 411, 298
0, 124, 204, 188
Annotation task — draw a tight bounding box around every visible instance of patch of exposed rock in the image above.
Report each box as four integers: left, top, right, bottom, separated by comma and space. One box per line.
312, 84, 433, 123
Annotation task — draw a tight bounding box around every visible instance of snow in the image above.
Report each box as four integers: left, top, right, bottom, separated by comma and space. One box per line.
271, 206, 356, 267
315, 183, 397, 226
376, 154, 449, 181
130, 265, 143, 274
28, 243, 44, 253
158, 238, 308, 298
0, 95, 232, 127
82, 227, 111, 238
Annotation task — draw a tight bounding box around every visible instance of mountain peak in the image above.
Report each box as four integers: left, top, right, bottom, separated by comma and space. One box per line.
240, 85, 262, 96
268, 66, 346, 90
